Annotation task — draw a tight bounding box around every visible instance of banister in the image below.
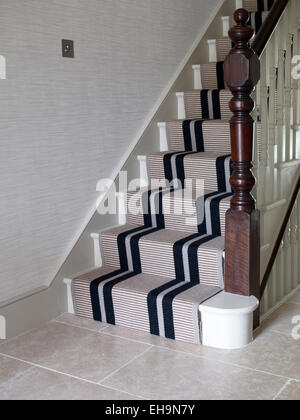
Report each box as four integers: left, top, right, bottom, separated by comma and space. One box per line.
252, 0, 290, 57
223, 0, 292, 324
260, 175, 300, 300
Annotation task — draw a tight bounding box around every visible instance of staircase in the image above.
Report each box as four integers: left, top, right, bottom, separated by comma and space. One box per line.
68, 1, 281, 345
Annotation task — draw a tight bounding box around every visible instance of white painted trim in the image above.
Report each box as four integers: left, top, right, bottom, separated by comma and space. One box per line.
199, 292, 259, 349
208, 39, 217, 62
0, 315, 6, 340
157, 122, 168, 152
221, 16, 230, 37
137, 155, 149, 187
116, 192, 127, 226
0, 286, 48, 309
63, 278, 75, 315
192, 65, 202, 90
176, 92, 186, 120
261, 284, 300, 323
0, 55, 6, 80
262, 199, 287, 213
236, 0, 243, 9
90, 233, 103, 268
276, 159, 300, 169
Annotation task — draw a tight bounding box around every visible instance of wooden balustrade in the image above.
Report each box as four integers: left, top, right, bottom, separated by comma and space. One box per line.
224, 0, 298, 322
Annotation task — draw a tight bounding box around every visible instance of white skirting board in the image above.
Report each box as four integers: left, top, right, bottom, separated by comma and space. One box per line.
0, 278, 66, 340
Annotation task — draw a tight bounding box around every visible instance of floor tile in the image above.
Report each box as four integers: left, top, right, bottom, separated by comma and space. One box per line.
0, 363, 139, 400
0, 355, 34, 386
0, 322, 150, 383
275, 381, 300, 400
262, 303, 300, 335
102, 325, 230, 359
102, 346, 286, 400
56, 313, 108, 332
205, 330, 300, 380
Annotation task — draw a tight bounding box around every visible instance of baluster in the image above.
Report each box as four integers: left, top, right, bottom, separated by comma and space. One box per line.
284, 221, 292, 295
276, 48, 285, 198
296, 198, 300, 286
267, 38, 277, 203
284, 11, 293, 163
277, 240, 285, 301
291, 204, 298, 289
260, 53, 269, 206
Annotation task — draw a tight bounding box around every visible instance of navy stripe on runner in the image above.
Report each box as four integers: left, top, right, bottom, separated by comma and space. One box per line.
255, 12, 263, 33
200, 90, 209, 120
182, 120, 193, 151
162, 282, 198, 339
194, 120, 205, 152
257, 0, 264, 11
216, 62, 225, 90
147, 279, 182, 336
90, 269, 123, 321
216, 155, 231, 192
188, 234, 218, 284
212, 90, 221, 119
210, 193, 232, 236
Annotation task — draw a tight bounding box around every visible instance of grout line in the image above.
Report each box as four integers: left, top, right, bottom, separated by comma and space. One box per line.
53, 320, 154, 346
151, 344, 296, 382
99, 330, 159, 346
53, 319, 109, 334
100, 383, 148, 400
0, 352, 144, 400
272, 379, 292, 400
98, 346, 154, 386
53, 319, 299, 383
264, 328, 295, 338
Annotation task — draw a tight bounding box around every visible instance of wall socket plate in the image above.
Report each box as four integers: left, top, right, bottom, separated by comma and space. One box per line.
62, 39, 74, 58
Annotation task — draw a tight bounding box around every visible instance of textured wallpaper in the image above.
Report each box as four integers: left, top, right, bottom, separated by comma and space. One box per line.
0, 0, 219, 302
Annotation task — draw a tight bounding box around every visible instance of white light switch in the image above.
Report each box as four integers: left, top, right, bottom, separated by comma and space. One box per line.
0, 55, 6, 79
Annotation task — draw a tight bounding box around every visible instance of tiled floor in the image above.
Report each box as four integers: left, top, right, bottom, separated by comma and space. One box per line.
0, 290, 299, 400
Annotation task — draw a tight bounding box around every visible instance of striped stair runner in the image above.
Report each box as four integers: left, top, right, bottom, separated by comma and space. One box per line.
70, 1, 270, 344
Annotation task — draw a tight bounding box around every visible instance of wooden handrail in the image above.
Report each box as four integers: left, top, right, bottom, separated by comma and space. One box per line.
260, 175, 300, 299
252, 0, 290, 57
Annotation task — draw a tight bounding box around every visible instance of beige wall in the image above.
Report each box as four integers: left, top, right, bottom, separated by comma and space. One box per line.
0, 0, 220, 302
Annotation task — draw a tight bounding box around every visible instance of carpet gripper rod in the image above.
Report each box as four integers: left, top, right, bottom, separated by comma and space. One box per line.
71, 1, 273, 344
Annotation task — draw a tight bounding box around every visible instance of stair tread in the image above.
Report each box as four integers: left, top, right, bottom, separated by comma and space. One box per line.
73, 267, 221, 309
148, 150, 230, 159
165, 118, 231, 124
102, 224, 225, 249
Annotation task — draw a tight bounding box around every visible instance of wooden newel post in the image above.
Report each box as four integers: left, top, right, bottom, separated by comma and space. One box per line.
224, 9, 261, 303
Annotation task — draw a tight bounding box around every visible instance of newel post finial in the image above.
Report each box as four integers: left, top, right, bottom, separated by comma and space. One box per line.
223, 9, 260, 309
224, 8, 260, 213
